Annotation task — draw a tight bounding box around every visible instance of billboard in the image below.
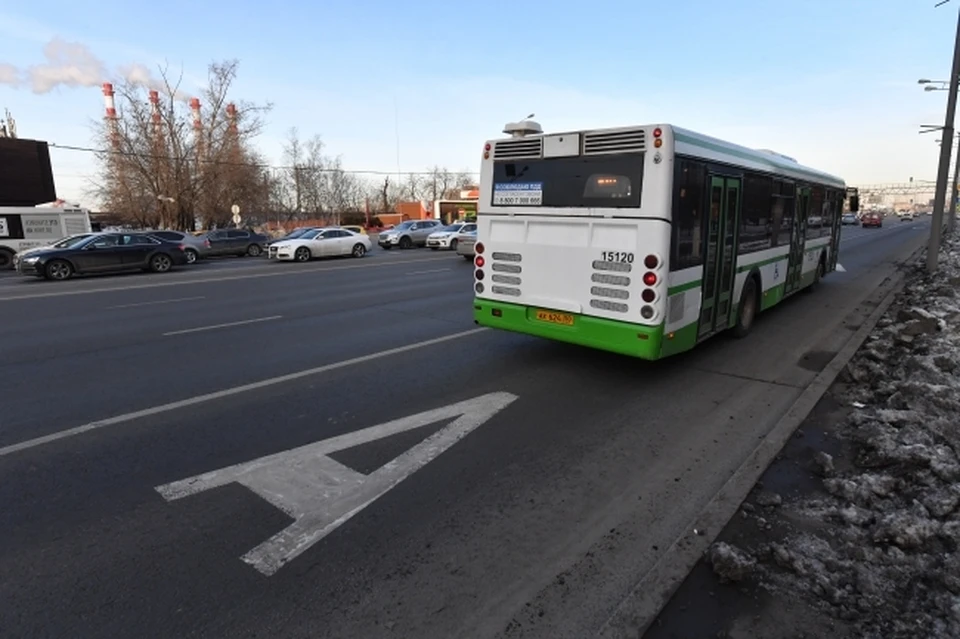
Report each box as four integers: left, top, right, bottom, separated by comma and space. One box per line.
0, 138, 58, 206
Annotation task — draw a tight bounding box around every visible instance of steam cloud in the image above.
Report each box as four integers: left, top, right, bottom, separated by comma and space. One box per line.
0, 38, 188, 101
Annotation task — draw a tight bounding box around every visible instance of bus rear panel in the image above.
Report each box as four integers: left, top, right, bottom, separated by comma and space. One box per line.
472, 125, 674, 359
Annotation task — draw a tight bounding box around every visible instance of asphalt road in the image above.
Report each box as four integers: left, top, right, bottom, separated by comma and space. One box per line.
0, 217, 931, 639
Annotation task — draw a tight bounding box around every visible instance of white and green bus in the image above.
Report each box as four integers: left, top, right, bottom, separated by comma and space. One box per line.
471, 121, 859, 359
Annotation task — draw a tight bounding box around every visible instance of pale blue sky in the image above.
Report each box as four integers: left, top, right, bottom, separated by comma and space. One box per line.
0, 0, 956, 207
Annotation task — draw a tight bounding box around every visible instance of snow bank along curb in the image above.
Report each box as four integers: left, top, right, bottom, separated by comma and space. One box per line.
598, 244, 925, 638
698, 236, 960, 639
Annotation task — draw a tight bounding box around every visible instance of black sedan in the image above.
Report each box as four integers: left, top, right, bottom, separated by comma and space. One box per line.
14, 232, 189, 280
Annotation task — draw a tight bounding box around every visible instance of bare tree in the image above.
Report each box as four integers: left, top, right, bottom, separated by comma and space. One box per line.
89, 59, 271, 230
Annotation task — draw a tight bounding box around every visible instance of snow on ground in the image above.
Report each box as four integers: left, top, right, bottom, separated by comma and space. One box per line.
707, 234, 960, 639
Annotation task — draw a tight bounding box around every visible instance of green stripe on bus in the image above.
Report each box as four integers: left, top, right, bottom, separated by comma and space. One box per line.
736, 254, 784, 273
667, 280, 701, 295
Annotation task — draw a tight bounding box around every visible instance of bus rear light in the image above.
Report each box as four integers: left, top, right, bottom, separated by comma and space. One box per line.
475, 255, 485, 268
643, 254, 659, 269
653, 127, 662, 138
492, 308, 502, 317
475, 269, 485, 280
654, 138, 663, 148
475, 242, 485, 254
484, 152, 490, 159
475, 282, 485, 293
641, 289, 656, 303
640, 305, 655, 319
642, 272, 657, 286
485, 143, 491, 151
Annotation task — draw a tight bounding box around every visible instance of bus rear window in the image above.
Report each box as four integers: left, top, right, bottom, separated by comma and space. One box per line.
491, 154, 643, 208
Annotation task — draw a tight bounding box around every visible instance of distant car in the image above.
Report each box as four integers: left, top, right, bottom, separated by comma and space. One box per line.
841, 213, 858, 225
377, 220, 444, 249
14, 232, 188, 280
456, 228, 478, 260
427, 223, 476, 250
268, 227, 372, 261
266, 227, 321, 248
200, 228, 270, 258
899, 212, 915, 222
861, 212, 883, 228
149, 230, 211, 263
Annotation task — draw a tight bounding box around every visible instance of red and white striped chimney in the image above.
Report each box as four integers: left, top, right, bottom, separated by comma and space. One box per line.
226, 102, 237, 134
102, 82, 119, 150
149, 90, 161, 137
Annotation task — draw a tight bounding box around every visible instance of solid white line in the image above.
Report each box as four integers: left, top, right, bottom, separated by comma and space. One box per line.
0, 255, 454, 302
109, 296, 206, 309
0, 327, 489, 458
163, 315, 283, 336
407, 268, 451, 275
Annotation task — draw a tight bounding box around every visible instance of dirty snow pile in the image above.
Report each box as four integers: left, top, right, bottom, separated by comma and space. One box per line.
710, 235, 960, 639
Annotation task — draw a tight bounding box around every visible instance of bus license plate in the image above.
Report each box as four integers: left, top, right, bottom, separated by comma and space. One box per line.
535, 309, 574, 326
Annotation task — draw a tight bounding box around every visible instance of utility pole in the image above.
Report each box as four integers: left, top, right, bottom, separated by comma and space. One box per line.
928, 4, 960, 273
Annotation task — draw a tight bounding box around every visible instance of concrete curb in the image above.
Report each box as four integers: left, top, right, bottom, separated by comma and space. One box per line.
597, 243, 926, 639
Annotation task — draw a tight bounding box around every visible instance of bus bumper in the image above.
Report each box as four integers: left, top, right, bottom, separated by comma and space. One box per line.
473, 299, 664, 360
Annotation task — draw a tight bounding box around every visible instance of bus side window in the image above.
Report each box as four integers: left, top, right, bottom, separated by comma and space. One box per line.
671, 159, 707, 271
739, 173, 772, 254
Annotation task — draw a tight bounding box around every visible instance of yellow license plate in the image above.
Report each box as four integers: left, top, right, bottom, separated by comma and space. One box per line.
534, 309, 575, 326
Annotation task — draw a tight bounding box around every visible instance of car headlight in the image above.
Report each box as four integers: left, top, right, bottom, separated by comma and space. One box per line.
23, 256, 39, 264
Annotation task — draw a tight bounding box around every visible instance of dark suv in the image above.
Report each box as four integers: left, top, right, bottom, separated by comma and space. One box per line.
200, 229, 269, 257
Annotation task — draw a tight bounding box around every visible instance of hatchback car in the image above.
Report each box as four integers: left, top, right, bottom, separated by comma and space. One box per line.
841, 213, 858, 225
861, 212, 883, 228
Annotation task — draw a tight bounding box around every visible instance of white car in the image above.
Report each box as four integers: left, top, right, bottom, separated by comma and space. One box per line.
426, 223, 476, 250
267, 227, 372, 262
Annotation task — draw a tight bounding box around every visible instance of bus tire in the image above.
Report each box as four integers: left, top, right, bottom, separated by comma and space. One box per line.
0, 248, 13, 270
732, 275, 759, 338
805, 254, 826, 293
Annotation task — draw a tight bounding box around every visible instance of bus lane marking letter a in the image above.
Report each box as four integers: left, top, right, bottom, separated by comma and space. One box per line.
154, 391, 518, 576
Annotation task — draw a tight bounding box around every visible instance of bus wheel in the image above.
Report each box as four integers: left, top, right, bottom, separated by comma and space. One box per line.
0, 249, 13, 270
732, 276, 758, 338
805, 256, 825, 293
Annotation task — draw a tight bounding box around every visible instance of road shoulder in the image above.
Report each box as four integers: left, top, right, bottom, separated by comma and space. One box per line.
641, 237, 960, 638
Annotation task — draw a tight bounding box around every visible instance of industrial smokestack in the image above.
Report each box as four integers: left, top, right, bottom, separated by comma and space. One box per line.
149, 89, 161, 139
226, 102, 237, 134
102, 82, 119, 150
189, 97, 204, 164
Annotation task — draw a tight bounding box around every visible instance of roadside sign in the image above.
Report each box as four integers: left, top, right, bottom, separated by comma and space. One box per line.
155, 391, 518, 575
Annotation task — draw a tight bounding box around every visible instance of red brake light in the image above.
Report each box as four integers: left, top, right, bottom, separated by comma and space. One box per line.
484, 143, 491, 151
644, 254, 659, 269
653, 127, 662, 138
643, 272, 657, 286
475, 255, 486, 268
475, 242, 485, 254
641, 289, 656, 303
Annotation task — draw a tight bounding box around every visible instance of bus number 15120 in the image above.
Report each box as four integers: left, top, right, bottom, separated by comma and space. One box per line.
601, 251, 634, 264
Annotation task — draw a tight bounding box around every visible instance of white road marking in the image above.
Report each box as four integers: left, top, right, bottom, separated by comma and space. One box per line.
108, 296, 206, 309
835, 263, 847, 272
0, 255, 455, 302
0, 327, 489, 458
155, 391, 518, 576
162, 315, 283, 336
406, 268, 451, 275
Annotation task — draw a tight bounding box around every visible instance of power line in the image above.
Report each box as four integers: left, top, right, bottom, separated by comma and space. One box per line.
47, 142, 480, 177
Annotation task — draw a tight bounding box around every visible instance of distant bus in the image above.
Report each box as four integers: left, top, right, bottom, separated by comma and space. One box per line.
471, 122, 856, 359
0, 206, 93, 269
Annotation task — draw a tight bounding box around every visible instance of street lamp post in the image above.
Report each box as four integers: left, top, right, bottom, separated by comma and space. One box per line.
920, 5, 960, 272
